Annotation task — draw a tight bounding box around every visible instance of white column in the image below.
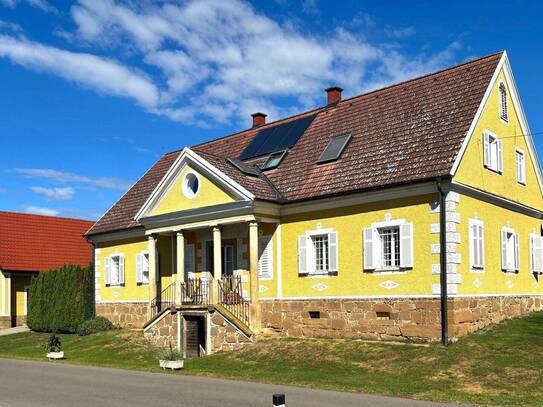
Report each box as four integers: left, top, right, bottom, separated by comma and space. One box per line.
148, 234, 157, 319
176, 231, 185, 304
212, 226, 222, 304
249, 221, 260, 330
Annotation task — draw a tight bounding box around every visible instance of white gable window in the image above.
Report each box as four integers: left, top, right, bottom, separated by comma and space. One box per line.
363, 221, 413, 272
298, 229, 338, 275
530, 234, 543, 274
501, 227, 519, 272
258, 235, 273, 280
499, 82, 508, 122
468, 219, 484, 272
515, 148, 526, 185
136, 251, 149, 285
483, 130, 503, 173
105, 254, 125, 287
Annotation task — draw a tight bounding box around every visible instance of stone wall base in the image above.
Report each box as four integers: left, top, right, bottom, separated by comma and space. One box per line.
210, 310, 252, 353
261, 296, 543, 342
96, 302, 148, 329
144, 311, 178, 348
0, 316, 11, 329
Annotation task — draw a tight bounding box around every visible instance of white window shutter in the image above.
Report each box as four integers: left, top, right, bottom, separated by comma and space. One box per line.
119, 255, 125, 285
501, 229, 508, 270
497, 139, 503, 172
479, 223, 485, 268
105, 256, 111, 285
469, 221, 475, 268
483, 132, 490, 167
328, 232, 338, 272
399, 223, 413, 268
136, 253, 143, 284
258, 236, 273, 278
363, 228, 375, 270
298, 235, 307, 274
535, 237, 543, 274
514, 233, 520, 271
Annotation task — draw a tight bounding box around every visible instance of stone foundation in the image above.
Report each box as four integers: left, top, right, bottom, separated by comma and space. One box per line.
95, 302, 148, 329
0, 316, 11, 329
144, 311, 178, 348
210, 310, 252, 352
261, 296, 543, 342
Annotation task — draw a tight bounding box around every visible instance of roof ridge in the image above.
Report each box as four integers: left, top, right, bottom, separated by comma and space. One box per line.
0, 210, 95, 223
337, 51, 504, 106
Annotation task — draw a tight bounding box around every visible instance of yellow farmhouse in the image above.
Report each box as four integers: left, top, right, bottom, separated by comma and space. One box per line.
86, 51, 543, 355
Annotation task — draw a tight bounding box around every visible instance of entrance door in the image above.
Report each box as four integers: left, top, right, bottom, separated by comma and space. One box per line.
185, 316, 205, 358
206, 240, 236, 278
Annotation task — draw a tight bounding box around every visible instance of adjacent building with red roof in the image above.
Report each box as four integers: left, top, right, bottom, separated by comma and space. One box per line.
0, 211, 94, 328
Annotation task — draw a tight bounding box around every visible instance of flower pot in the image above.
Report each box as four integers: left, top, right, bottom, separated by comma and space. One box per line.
46, 351, 64, 360
159, 359, 184, 370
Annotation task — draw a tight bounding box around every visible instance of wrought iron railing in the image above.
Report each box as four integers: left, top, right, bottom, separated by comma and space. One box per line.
151, 282, 176, 318
218, 275, 250, 326
181, 278, 211, 305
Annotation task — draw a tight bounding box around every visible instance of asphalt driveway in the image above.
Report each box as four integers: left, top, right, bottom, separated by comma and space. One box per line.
0, 358, 468, 407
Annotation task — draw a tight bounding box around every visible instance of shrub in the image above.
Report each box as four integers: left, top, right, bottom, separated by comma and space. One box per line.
27, 264, 94, 333
77, 317, 114, 336
158, 343, 183, 361
45, 334, 62, 353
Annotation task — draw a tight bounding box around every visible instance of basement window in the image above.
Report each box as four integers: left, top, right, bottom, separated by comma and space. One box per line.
309, 311, 321, 319
376, 311, 391, 320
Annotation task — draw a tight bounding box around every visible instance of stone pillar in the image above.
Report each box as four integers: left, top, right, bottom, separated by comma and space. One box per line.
176, 231, 185, 304
249, 221, 260, 330
148, 234, 157, 320
213, 226, 222, 303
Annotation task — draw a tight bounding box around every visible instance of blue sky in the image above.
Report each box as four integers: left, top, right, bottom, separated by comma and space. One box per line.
0, 0, 542, 220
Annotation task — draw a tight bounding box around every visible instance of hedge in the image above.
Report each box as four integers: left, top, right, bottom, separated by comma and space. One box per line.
27, 264, 94, 333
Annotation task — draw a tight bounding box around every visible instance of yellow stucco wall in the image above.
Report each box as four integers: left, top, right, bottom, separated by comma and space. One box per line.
96, 236, 174, 302
454, 69, 543, 209
455, 193, 543, 295
150, 165, 237, 216
11, 275, 31, 317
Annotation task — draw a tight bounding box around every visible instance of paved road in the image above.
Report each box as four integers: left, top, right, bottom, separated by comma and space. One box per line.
0, 359, 467, 407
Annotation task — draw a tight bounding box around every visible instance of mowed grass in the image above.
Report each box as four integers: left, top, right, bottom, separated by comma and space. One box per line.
1, 313, 542, 406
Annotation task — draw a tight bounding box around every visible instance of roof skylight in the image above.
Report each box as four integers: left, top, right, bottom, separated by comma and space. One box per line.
317, 133, 352, 164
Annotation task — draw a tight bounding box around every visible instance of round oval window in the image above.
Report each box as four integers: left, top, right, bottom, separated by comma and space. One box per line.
183, 173, 200, 198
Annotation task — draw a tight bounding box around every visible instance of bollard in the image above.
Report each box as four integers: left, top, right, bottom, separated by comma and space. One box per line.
273, 393, 285, 407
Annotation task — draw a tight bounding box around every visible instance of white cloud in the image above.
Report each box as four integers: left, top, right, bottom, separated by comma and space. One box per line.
15, 168, 132, 190
22, 205, 60, 216
30, 186, 75, 200
2, 0, 462, 127
1, 0, 58, 13
0, 34, 159, 108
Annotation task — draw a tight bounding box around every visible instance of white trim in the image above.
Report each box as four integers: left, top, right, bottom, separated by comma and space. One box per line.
260, 293, 543, 301
371, 219, 406, 229
276, 224, 282, 299
23, 286, 30, 316
1, 272, 5, 316
106, 253, 125, 287
450, 51, 543, 195
135, 148, 254, 221
6, 272, 10, 317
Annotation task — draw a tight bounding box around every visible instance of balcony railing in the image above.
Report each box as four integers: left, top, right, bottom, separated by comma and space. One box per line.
218, 275, 250, 326
181, 278, 211, 305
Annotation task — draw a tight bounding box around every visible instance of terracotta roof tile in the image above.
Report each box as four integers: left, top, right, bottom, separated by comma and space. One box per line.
87, 52, 502, 235
0, 211, 94, 272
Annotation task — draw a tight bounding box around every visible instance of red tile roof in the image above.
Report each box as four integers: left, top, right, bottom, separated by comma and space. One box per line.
0, 211, 94, 272
87, 52, 503, 236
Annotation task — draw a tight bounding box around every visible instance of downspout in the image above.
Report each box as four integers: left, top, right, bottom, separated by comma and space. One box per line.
436, 178, 449, 346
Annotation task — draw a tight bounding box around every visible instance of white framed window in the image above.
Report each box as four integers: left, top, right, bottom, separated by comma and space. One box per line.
222, 245, 234, 276
182, 172, 200, 199
363, 221, 413, 272
105, 254, 125, 286
468, 219, 484, 272
501, 227, 519, 272
298, 229, 338, 275
258, 235, 273, 280
499, 82, 508, 122
515, 148, 526, 185
483, 130, 503, 173
136, 251, 150, 285
530, 234, 543, 274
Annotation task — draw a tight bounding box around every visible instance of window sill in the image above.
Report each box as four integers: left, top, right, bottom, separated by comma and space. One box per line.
484, 166, 502, 175
368, 269, 406, 275
137, 283, 150, 286
502, 270, 519, 275
299, 271, 337, 278
470, 268, 485, 274
105, 284, 125, 288
517, 181, 526, 186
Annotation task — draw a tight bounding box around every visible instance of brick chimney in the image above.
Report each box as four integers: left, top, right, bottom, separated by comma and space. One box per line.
325, 86, 343, 105
251, 112, 267, 127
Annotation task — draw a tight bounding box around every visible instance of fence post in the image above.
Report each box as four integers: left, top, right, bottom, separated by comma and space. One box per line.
273, 394, 285, 407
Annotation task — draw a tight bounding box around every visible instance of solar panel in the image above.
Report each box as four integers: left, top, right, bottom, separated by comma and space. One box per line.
239, 114, 316, 160
317, 133, 352, 164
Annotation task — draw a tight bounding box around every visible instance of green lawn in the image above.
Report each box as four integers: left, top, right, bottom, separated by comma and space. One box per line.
1, 313, 543, 406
